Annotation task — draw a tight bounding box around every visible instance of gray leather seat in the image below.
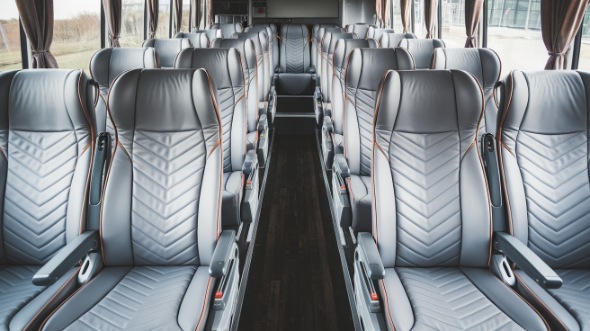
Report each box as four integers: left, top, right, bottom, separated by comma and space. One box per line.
321, 39, 376, 169
175, 48, 248, 228
211, 22, 243, 38
340, 48, 414, 232
175, 31, 209, 48
431, 48, 501, 135
211, 38, 261, 150
90, 47, 160, 133
320, 32, 355, 115
278, 24, 311, 74
246, 24, 279, 74
143, 38, 191, 68
0, 69, 95, 330
398, 38, 445, 69
379, 32, 417, 48
345, 23, 373, 39
499, 70, 590, 331
353, 69, 548, 331
366, 27, 394, 42
314, 27, 343, 101
201, 28, 223, 42
41, 68, 239, 331
311, 24, 339, 71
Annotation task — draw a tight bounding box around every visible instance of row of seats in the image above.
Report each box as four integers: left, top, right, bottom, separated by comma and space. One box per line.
0, 68, 241, 329
349, 67, 590, 331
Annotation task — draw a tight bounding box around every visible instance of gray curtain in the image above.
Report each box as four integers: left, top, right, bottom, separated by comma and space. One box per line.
400, 0, 411, 33
205, 0, 212, 28
464, 0, 483, 48
190, 0, 199, 31
541, 0, 589, 69
147, 0, 159, 39
103, 0, 122, 47
424, 0, 437, 39
173, 0, 182, 34
15, 0, 58, 68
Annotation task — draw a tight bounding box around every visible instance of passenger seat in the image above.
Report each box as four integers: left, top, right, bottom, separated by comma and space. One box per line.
142, 38, 191, 68
398, 38, 445, 69
201, 28, 223, 43
174, 31, 209, 48
211, 22, 243, 38
366, 27, 394, 42
379, 32, 417, 48
41, 68, 240, 331
345, 23, 373, 39
276, 24, 313, 95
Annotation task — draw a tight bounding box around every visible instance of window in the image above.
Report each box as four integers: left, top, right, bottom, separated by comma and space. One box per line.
156, 0, 171, 38
486, 0, 546, 77
0, 1, 22, 70
441, 0, 466, 47
413, 0, 427, 38
53, 0, 101, 71
121, 0, 145, 47
392, 0, 404, 33
181, 1, 190, 32
577, 7, 590, 70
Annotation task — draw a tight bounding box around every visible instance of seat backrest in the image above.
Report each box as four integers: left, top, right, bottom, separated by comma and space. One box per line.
212, 38, 259, 133
0, 69, 94, 265
398, 38, 445, 69
210, 22, 243, 38
366, 27, 394, 42
318, 27, 344, 82
237, 30, 270, 100
174, 31, 209, 48
279, 24, 311, 73
312, 24, 339, 68
90, 47, 159, 132
331, 39, 376, 135
343, 48, 414, 176
321, 32, 355, 102
379, 32, 417, 48
247, 25, 279, 73
175, 48, 247, 174
345, 23, 372, 39
201, 28, 223, 42
102, 68, 222, 266
143, 38, 192, 68
431, 48, 501, 135
373, 69, 488, 268
499, 70, 590, 269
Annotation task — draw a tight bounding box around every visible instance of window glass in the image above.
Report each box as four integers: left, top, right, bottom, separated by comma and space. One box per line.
53, 0, 101, 71
441, 0, 466, 48
181, 1, 190, 32
121, 0, 145, 47
0, 1, 22, 70
577, 7, 590, 70
156, 0, 171, 38
486, 0, 546, 78
413, 0, 426, 38
392, 0, 403, 33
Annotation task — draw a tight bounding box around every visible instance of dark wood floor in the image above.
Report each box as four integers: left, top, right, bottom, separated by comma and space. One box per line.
238, 129, 354, 331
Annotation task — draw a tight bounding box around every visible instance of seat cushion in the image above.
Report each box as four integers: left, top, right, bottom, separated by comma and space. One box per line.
42, 266, 213, 331
380, 267, 548, 331
222, 171, 244, 228
1, 266, 78, 330
347, 175, 372, 232
515, 269, 587, 331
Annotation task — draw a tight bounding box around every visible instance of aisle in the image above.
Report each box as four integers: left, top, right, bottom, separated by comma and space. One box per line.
238, 130, 354, 331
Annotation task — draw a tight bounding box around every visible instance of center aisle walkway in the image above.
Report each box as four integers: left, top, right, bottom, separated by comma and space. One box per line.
238, 123, 354, 331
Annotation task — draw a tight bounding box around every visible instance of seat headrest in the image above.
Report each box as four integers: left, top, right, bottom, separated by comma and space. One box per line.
431, 48, 501, 92
398, 38, 445, 69
502, 70, 590, 134
212, 38, 257, 70
333, 39, 375, 71
143, 38, 192, 67
346, 23, 372, 38
313, 24, 339, 38
367, 27, 394, 40
280, 24, 309, 40
375, 69, 483, 136
90, 48, 160, 89
345, 48, 415, 91
379, 32, 417, 48
3, 69, 94, 132
174, 31, 209, 48
328, 33, 355, 55
201, 29, 223, 40
237, 31, 268, 54
175, 48, 244, 90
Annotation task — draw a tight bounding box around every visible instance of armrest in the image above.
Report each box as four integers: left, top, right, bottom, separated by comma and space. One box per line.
309, 65, 316, 74
258, 114, 268, 133
494, 232, 562, 289
333, 154, 350, 178
323, 102, 332, 118
322, 116, 333, 134
33, 230, 99, 286
357, 232, 385, 280
209, 230, 236, 277
242, 149, 258, 176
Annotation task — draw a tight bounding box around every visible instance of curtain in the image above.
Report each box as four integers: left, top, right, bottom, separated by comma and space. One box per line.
400, 0, 411, 33
190, 0, 199, 31
541, 0, 589, 69
424, 0, 438, 39
464, 0, 483, 48
376, 0, 384, 28
15, 0, 58, 68
147, 0, 158, 39
103, 0, 122, 47
384, 0, 391, 29
205, 0, 212, 28
173, 0, 182, 34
